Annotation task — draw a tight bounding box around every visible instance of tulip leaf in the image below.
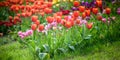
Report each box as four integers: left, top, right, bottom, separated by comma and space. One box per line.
43, 44, 50, 53
39, 53, 49, 60
68, 45, 75, 51
57, 48, 66, 53
84, 35, 92, 40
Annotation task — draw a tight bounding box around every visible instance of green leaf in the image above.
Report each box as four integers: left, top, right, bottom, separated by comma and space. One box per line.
39, 53, 50, 60
57, 48, 66, 53
68, 45, 75, 51
43, 44, 50, 53
84, 35, 92, 40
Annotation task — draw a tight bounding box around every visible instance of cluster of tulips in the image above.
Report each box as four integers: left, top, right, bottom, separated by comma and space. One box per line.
0, 0, 52, 27
29, 0, 113, 34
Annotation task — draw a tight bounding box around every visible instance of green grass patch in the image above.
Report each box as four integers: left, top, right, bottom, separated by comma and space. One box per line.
0, 41, 120, 60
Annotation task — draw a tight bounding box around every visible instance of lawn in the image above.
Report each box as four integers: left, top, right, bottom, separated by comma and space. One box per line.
0, 40, 120, 60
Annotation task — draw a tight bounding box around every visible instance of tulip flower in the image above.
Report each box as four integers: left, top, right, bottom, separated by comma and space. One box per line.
46, 16, 54, 23
76, 19, 81, 24
38, 24, 44, 31
86, 23, 93, 29
73, 1, 80, 7
65, 21, 72, 28
62, 10, 70, 15
85, 9, 91, 16
73, 11, 80, 17
31, 15, 38, 22
105, 7, 111, 15
55, 16, 62, 23
31, 24, 37, 31
82, 12, 86, 19
9, 16, 13, 23
96, 0, 102, 7
35, 20, 40, 25
71, 7, 79, 11
102, 18, 106, 23
79, 6, 85, 12
92, 7, 98, 15
117, 7, 120, 15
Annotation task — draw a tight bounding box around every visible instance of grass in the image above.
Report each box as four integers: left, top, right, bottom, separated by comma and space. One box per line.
53, 41, 120, 60
0, 42, 33, 60
0, 40, 120, 60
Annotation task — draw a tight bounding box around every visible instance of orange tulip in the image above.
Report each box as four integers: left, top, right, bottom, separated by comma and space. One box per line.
73, 1, 80, 7
85, 9, 91, 16
86, 23, 93, 29
44, 8, 52, 14
82, 12, 86, 19
46, 16, 54, 23
92, 7, 98, 15
65, 21, 72, 28
96, 0, 102, 7
79, 6, 85, 12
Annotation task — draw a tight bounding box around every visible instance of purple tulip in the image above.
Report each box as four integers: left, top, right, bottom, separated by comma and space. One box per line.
102, 18, 106, 23
117, 7, 120, 15
18, 29, 33, 39
71, 7, 78, 11
81, 1, 85, 6
86, 16, 90, 20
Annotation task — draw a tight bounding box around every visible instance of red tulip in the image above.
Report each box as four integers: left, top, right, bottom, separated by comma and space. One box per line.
76, 19, 80, 24
73, 1, 80, 7
56, 16, 61, 23
17, 13, 21, 17
40, 12, 45, 17
105, 7, 111, 15
9, 16, 13, 23
73, 11, 80, 17
31, 15, 38, 22
70, 19, 74, 26
56, 12, 63, 17
46, 16, 54, 23
26, 12, 32, 17
65, 21, 72, 28
21, 12, 26, 17
31, 24, 37, 31
13, 19, 17, 24
62, 10, 70, 15
44, 8, 52, 14
97, 15, 102, 21
14, 16, 20, 22
38, 24, 44, 31
61, 19, 66, 26
47, 2, 52, 7
35, 20, 40, 25
79, 6, 85, 12
86, 23, 93, 29
92, 7, 98, 15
